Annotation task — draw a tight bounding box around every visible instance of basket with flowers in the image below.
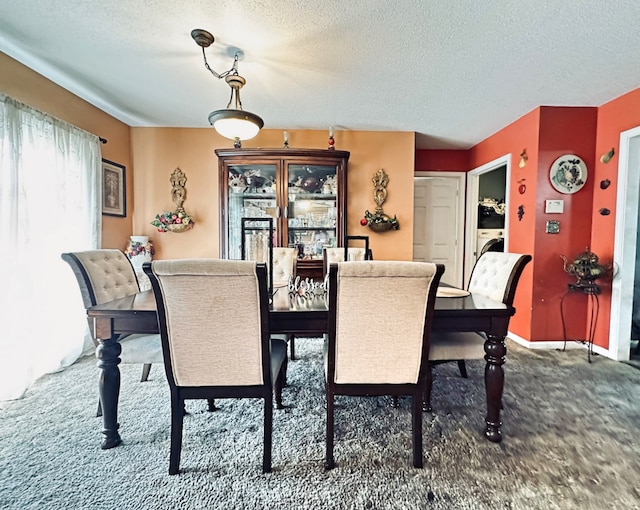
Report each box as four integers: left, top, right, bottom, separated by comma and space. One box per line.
361, 209, 400, 232
151, 208, 194, 233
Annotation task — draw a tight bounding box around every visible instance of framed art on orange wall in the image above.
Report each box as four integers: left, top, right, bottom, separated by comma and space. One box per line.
102, 159, 126, 217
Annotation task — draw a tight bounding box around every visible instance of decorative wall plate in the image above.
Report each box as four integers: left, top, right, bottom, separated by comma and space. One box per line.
549, 154, 587, 194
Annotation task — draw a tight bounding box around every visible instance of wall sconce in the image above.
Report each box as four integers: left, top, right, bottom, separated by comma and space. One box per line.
519, 149, 528, 168
600, 148, 615, 164
192, 29, 264, 148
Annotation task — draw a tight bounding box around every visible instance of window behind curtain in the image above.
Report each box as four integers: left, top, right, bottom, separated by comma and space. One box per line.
0, 94, 101, 401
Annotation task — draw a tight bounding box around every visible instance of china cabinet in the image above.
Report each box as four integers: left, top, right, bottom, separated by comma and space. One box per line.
215, 148, 350, 280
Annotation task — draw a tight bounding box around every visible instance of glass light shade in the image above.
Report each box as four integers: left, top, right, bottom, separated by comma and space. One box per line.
208, 109, 264, 141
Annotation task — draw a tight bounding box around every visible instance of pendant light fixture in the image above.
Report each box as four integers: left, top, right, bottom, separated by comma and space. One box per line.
191, 29, 264, 148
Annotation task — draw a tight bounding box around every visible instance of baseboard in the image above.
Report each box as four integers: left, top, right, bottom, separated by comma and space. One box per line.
507, 331, 615, 359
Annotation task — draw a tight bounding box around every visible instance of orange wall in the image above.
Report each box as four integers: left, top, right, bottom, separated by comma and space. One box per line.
589, 87, 640, 346
131, 128, 416, 261
0, 52, 132, 249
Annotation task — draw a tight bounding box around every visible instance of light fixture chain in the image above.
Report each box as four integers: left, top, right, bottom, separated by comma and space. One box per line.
202, 47, 239, 79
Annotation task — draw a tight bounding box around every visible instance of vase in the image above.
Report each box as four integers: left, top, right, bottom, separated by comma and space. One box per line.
126, 236, 154, 290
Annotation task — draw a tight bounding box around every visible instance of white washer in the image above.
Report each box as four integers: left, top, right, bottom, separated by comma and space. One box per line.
476, 229, 504, 259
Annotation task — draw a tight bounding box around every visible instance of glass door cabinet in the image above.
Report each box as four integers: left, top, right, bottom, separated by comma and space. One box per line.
215, 148, 350, 280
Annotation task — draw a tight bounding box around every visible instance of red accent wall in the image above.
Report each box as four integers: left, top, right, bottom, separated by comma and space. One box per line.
415, 149, 469, 171
468, 109, 541, 340
533, 107, 597, 342
589, 87, 640, 347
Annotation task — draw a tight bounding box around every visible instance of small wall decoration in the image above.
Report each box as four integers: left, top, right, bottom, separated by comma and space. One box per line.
600, 179, 611, 190
361, 168, 399, 232
101, 159, 126, 217
599, 208, 611, 216
517, 205, 525, 221
549, 154, 587, 194
600, 148, 615, 164
151, 168, 195, 233
546, 220, 560, 234
518, 179, 526, 194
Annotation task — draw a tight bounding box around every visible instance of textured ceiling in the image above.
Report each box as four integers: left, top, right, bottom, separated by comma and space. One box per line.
2, 1, 640, 149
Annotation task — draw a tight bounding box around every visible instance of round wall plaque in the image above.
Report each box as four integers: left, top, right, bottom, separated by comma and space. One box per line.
549, 154, 587, 194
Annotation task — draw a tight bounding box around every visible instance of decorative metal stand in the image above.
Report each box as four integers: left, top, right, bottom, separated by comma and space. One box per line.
560, 282, 601, 363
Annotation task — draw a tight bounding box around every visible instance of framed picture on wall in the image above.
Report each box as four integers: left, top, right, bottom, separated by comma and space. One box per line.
102, 159, 126, 217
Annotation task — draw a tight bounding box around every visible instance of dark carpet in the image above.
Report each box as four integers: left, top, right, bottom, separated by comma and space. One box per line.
1, 338, 639, 510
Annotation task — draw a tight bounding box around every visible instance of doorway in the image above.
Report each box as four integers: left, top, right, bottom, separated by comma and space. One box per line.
464, 155, 511, 286
413, 172, 466, 288
609, 125, 640, 361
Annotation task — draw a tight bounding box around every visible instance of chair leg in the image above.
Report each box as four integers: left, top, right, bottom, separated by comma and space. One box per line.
423, 364, 433, 412
289, 335, 296, 361
273, 357, 286, 410
457, 360, 468, 378
140, 363, 152, 382
325, 390, 335, 470
412, 394, 423, 468
263, 394, 273, 473
96, 399, 102, 418
169, 395, 184, 475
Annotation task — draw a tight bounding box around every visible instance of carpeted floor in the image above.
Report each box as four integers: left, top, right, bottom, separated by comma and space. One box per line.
1, 338, 639, 510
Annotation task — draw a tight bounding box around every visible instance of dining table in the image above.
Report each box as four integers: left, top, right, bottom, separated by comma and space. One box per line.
87, 286, 513, 450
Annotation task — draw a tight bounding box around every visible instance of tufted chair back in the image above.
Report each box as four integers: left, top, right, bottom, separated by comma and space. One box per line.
272, 247, 297, 286
62, 249, 140, 308
323, 247, 367, 276
468, 252, 532, 305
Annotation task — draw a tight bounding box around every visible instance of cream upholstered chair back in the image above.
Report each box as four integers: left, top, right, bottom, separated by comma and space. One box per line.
468, 252, 531, 305
148, 259, 268, 388
62, 249, 140, 307
323, 247, 367, 277
272, 247, 297, 286
329, 260, 444, 385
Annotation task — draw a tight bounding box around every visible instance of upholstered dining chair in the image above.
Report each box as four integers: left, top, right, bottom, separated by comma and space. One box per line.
61, 249, 163, 416
324, 260, 444, 470
425, 251, 532, 411
323, 247, 369, 276
271, 247, 298, 360
143, 259, 287, 475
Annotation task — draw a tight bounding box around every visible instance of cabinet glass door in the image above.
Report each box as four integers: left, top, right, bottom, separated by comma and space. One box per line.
287, 164, 338, 260
226, 163, 278, 261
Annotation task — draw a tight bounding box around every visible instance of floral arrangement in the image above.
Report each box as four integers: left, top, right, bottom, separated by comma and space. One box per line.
361, 209, 400, 231
151, 210, 194, 233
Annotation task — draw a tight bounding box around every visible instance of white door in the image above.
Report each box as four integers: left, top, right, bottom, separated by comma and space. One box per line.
413, 172, 465, 287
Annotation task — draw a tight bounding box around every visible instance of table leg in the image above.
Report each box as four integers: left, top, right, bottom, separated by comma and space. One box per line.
96, 335, 122, 449
484, 333, 506, 443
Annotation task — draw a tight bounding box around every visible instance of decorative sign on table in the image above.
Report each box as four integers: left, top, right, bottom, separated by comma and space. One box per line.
288, 275, 329, 296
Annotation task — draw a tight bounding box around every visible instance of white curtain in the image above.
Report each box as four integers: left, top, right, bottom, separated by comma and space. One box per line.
0, 93, 102, 401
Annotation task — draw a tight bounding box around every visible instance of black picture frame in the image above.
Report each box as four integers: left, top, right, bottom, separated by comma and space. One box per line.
102, 159, 126, 217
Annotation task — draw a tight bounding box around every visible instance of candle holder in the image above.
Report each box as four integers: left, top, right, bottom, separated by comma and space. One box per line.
328, 126, 335, 150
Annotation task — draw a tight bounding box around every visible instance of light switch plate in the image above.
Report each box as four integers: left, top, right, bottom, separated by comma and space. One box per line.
545, 199, 564, 213
546, 220, 560, 234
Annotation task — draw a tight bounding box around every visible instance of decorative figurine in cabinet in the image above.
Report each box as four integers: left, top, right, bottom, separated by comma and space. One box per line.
215, 148, 349, 281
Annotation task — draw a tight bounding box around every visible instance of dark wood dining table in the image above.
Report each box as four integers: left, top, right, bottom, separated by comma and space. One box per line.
87, 287, 513, 450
